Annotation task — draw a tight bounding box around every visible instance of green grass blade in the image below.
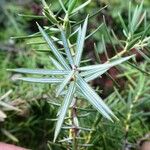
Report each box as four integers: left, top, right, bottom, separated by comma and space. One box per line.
11, 27, 57, 39
118, 13, 128, 36
18, 14, 45, 19
141, 24, 150, 40
127, 62, 150, 76
86, 23, 103, 40
54, 82, 75, 142
135, 11, 146, 31
111, 29, 124, 49
130, 1, 143, 34
136, 49, 150, 62
13, 29, 59, 40
72, 0, 91, 14
103, 18, 117, 54
37, 23, 70, 70
128, 1, 132, 24
68, 0, 78, 14
69, 26, 81, 38
75, 16, 88, 66
58, 0, 67, 13
1, 129, 19, 143
94, 43, 101, 63
73, 5, 107, 27
102, 35, 109, 60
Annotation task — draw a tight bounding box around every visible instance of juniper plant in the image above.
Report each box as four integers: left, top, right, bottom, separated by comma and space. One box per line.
8, 0, 150, 149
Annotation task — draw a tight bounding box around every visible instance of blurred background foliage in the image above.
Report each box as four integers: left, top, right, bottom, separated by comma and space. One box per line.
0, 0, 150, 150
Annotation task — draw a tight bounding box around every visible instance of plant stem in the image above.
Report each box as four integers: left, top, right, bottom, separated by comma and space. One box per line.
123, 75, 145, 149
71, 97, 79, 150
86, 112, 100, 145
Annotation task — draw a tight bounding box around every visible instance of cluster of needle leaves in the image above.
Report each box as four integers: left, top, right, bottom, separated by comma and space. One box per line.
7, 0, 150, 149
85, 63, 150, 150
